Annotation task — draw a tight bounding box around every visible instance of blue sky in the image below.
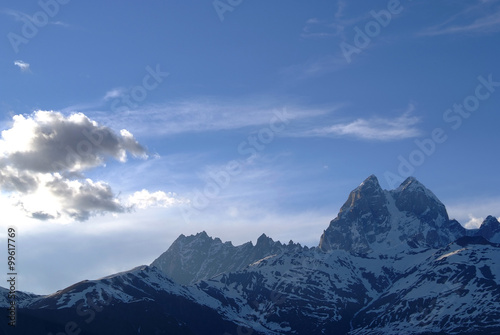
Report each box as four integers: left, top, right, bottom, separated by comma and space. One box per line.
1, 0, 499, 294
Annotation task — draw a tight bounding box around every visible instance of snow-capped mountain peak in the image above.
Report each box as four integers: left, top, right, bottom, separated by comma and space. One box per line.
392, 176, 449, 221
319, 176, 465, 254
319, 175, 390, 253
477, 215, 500, 243
339, 174, 385, 213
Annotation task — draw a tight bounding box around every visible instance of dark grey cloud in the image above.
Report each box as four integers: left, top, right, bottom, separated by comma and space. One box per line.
31, 211, 57, 221
2, 111, 147, 174
0, 165, 39, 193
46, 176, 125, 221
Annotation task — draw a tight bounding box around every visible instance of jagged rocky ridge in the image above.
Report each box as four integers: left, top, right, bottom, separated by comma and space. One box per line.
151, 231, 304, 285
1, 175, 499, 335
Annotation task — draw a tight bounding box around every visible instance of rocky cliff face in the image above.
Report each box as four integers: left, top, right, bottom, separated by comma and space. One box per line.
319, 175, 466, 253
475, 215, 500, 242
319, 175, 390, 254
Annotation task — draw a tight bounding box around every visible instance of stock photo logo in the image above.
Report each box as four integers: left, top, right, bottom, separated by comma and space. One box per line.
7, 0, 71, 53
213, 0, 244, 22
384, 74, 500, 188
340, 0, 406, 63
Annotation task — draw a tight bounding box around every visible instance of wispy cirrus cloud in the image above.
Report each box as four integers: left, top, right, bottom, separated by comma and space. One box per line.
293, 0, 382, 78
2, 8, 70, 28
86, 97, 335, 136
420, 1, 500, 36
289, 104, 421, 141
74, 94, 419, 142
281, 54, 349, 79
300, 0, 369, 41
103, 88, 127, 101
300, 18, 342, 39
422, 11, 500, 36
50, 21, 70, 27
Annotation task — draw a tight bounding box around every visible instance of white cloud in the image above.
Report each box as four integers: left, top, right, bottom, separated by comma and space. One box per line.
103, 88, 126, 101
420, 2, 500, 36
128, 189, 189, 209
290, 105, 421, 141
463, 215, 484, 229
0, 110, 167, 221
14, 60, 30, 72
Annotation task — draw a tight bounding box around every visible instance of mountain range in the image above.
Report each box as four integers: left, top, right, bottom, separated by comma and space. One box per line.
1, 175, 499, 334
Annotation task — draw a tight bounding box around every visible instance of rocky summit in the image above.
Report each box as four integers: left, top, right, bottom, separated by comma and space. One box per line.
319, 175, 466, 253
1, 175, 499, 335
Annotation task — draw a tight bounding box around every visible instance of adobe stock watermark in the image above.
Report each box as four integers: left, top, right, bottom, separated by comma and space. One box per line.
213, 0, 243, 22
109, 64, 169, 113
181, 109, 292, 224
340, 0, 409, 64
384, 74, 499, 188
7, 0, 71, 54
